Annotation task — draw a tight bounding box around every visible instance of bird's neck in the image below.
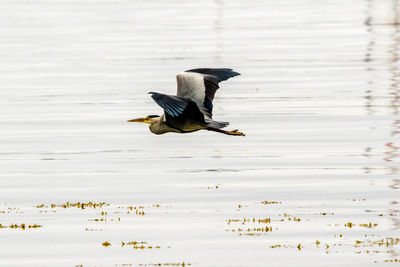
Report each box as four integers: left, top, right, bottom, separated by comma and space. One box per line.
149, 116, 179, 135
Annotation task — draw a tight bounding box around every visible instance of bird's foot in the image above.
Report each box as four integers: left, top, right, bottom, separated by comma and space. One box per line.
206, 127, 246, 136
227, 129, 246, 136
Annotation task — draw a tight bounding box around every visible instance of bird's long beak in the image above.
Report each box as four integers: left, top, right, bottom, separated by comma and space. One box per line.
127, 117, 150, 124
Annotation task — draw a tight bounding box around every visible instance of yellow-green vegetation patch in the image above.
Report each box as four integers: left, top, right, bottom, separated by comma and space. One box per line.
138, 263, 190, 266
226, 208, 303, 236
35, 202, 108, 209
84, 228, 104, 231
0, 223, 42, 230
0, 207, 23, 214
269, 240, 333, 254
261, 201, 282, 205
349, 198, 366, 201
269, 236, 400, 258
384, 259, 400, 263
102, 241, 111, 247
102, 241, 166, 250
344, 222, 378, 228
313, 212, 335, 216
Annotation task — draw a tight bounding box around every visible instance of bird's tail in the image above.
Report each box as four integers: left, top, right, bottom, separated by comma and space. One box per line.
206, 120, 229, 129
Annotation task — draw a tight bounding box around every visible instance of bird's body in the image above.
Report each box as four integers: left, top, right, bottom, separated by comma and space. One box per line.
128, 68, 245, 136
148, 114, 204, 134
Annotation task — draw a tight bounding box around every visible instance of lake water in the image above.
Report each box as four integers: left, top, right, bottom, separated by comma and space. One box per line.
1, 0, 400, 266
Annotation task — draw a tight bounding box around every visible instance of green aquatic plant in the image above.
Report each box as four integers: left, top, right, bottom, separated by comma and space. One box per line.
35, 202, 108, 210
0, 223, 42, 230
102, 241, 111, 247
261, 201, 282, 205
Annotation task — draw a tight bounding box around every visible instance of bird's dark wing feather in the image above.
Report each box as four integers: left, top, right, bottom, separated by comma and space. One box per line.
149, 92, 189, 118
149, 91, 228, 131
183, 68, 240, 115
185, 68, 240, 84
164, 101, 207, 131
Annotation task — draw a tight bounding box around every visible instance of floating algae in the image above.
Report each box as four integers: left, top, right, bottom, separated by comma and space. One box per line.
0, 223, 42, 230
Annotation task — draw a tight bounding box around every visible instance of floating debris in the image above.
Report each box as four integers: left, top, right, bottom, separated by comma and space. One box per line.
138, 263, 190, 266
0, 223, 42, 230
206, 185, 219, 189
120, 241, 163, 250
261, 201, 282, 205
84, 228, 104, 231
344, 222, 378, 228
354, 237, 400, 248
102, 241, 165, 250
121, 241, 147, 247
384, 259, 400, 263
350, 198, 366, 202
35, 202, 108, 210
102, 241, 111, 247
227, 217, 271, 225
314, 212, 334, 216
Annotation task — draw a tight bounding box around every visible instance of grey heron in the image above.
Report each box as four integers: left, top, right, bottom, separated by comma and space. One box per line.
128, 68, 245, 136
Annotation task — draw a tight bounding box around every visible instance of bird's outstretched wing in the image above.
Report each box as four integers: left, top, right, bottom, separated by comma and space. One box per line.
149, 91, 230, 129
148, 92, 189, 117
176, 68, 240, 118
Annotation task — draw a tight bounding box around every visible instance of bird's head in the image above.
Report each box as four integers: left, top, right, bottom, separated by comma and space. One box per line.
127, 115, 160, 125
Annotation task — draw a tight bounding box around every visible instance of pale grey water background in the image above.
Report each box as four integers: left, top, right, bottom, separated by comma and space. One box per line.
1, 0, 400, 266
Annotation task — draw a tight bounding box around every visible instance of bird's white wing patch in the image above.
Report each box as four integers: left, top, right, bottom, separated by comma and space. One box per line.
176, 72, 206, 105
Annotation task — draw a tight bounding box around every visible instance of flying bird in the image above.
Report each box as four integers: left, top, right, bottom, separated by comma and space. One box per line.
128, 68, 245, 136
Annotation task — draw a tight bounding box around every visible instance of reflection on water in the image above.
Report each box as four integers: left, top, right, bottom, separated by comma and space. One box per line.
366, 0, 400, 258
1, 0, 400, 266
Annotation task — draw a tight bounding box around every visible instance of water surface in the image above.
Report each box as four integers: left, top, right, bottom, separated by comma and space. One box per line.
1, 0, 400, 266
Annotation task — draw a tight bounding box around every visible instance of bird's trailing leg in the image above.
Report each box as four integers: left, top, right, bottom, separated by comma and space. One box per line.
206, 127, 245, 136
